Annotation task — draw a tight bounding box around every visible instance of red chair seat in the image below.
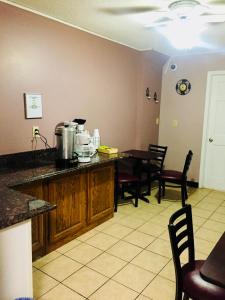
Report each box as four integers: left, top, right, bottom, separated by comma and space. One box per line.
161, 170, 183, 181
118, 173, 139, 183
182, 260, 225, 300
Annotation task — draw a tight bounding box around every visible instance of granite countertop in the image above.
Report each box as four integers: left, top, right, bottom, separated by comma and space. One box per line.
0, 149, 126, 230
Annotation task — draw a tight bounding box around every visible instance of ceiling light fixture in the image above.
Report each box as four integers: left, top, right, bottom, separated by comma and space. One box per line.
158, 18, 206, 49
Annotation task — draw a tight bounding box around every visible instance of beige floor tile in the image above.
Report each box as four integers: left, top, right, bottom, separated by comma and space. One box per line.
195, 237, 215, 255
76, 228, 99, 241
63, 266, 108, 298
85, 232, 119, 251
208, 190, 225, 200
113, 263, 155, 292
147, 238, 172, 258
33, 270, 58, 299
102, 223, 133, 239
136, 295, 152, 300
106, 240, 142, 262
56, 239, 81, 254
123, 230, 155, 248
159, 230, 170, 241
142, 275, 175, 300
131, 210, 154, 221
192, 207, 212, 218
202, 219, 225, 233
131, 250, 170, 273
210, 212, 225, 224
116, 204, 139, 215
87, 252, 127, 277
33, 251, 61, 269
38, 283, 85, 300
138, 221, 166, 237
195, 227, 221, 243
40, 255, 82, 281
89, 279, 138, 300
215, 206, 225, 216
117, 215, 146, 229
150, 215, 170, 227
159, 260, 175, 282
200, 196, 224, 206
65, 243, 102, 264
192, 215, 207, 227
195, 201, 219, 212
94, 219, 114, 231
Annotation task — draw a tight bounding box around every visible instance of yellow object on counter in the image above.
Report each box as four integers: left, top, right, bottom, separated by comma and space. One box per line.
97, 145, 118, 154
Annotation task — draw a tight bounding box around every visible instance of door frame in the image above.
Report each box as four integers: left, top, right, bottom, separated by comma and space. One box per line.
199, 70, 225, 188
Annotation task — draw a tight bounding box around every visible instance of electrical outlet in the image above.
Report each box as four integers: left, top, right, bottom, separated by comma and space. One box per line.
32, 126, 40, 137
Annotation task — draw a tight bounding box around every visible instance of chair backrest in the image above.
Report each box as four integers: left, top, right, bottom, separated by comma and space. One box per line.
182, 150, 193, 179
148, 144, 168, 170
168, 204, 195, 290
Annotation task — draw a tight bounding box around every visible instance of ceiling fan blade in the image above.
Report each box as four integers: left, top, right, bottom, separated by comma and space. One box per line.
206, 0, 225, 4
99, 6, 163, 15
145, 18, 172, 28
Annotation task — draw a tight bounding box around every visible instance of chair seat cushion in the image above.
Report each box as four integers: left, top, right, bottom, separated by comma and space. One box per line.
161, 170, 183, 181
182, 260, 225, 300
118, 173, 139, 183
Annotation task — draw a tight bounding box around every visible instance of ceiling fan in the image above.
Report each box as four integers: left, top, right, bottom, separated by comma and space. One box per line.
100, 0, 225, 28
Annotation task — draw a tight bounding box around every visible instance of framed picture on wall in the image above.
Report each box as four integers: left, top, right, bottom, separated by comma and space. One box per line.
24, 93, 42, 119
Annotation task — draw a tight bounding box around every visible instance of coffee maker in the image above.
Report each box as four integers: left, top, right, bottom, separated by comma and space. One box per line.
55, 121, 78, 168
73, 119, 95, 163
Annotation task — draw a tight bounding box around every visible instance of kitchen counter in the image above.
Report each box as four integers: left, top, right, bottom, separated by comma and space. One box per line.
0, 149, 125, 230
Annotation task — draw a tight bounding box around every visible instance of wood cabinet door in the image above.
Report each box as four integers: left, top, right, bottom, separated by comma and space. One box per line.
87, 163, 114, 224
15, 182, 46, 259
47, 172, 86, 246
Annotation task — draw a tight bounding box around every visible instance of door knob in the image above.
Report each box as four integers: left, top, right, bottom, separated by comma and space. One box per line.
209, 137, 213, 143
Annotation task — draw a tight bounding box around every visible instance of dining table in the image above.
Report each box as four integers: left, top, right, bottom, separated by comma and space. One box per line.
200, 231, 225, 289
122, 149, 163, 203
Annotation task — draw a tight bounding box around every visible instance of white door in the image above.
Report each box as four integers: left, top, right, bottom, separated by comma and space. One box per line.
200, 71, 225, 191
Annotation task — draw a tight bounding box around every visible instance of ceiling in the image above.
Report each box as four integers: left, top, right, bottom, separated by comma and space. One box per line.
3, 0, 225, 56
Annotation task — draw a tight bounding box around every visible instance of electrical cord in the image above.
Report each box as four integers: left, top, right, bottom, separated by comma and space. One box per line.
38, 132, 51, 149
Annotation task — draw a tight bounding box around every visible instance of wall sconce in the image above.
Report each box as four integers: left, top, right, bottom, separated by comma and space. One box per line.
146, 88, 159, 103
146, 88, 151, 99
154, 92, 159, 103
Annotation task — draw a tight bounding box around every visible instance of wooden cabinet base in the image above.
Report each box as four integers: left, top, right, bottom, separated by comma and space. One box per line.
15, 162, 115, 260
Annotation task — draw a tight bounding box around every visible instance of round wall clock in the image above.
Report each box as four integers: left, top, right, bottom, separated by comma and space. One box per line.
176, 79, 191, 95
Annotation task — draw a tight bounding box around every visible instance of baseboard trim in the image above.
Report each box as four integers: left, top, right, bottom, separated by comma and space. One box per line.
187, 181, 199, 188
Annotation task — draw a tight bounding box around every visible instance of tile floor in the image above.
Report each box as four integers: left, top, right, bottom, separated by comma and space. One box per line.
33, 187, 225, 299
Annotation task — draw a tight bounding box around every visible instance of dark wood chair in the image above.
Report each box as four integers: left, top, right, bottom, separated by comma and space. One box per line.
158, 150, 193, 207
168, 204, 225, 300
114, 158, 140, 212
141, 144, 168, 195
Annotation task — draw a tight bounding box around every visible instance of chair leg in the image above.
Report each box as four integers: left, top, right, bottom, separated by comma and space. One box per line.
121, 184, 125, 199
184, 183, 188, 200
162, 180, 166, 196
134, 181, 139, 207
181, 184, 186, 207
158, 179, 162, 204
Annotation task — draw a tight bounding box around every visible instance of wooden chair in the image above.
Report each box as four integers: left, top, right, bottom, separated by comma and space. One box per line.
158, 150, 193, 207
141, 144, 168, 195
114, 159, 140, 212
168, 204, 225, 300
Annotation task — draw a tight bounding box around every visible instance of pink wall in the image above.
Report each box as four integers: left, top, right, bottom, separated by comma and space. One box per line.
136, 51, 168, 150
0, 3, 137, 154
159, 53, 225, 182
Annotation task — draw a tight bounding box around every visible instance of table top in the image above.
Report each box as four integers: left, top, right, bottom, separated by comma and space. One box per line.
200, 231, 225, 288
124, 149, 163, 160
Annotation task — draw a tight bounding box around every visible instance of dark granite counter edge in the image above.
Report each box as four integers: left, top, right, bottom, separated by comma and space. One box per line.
0, 150, 127, 230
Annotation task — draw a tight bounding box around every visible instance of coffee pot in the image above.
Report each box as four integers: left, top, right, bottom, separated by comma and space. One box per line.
55, 121, 78, 167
